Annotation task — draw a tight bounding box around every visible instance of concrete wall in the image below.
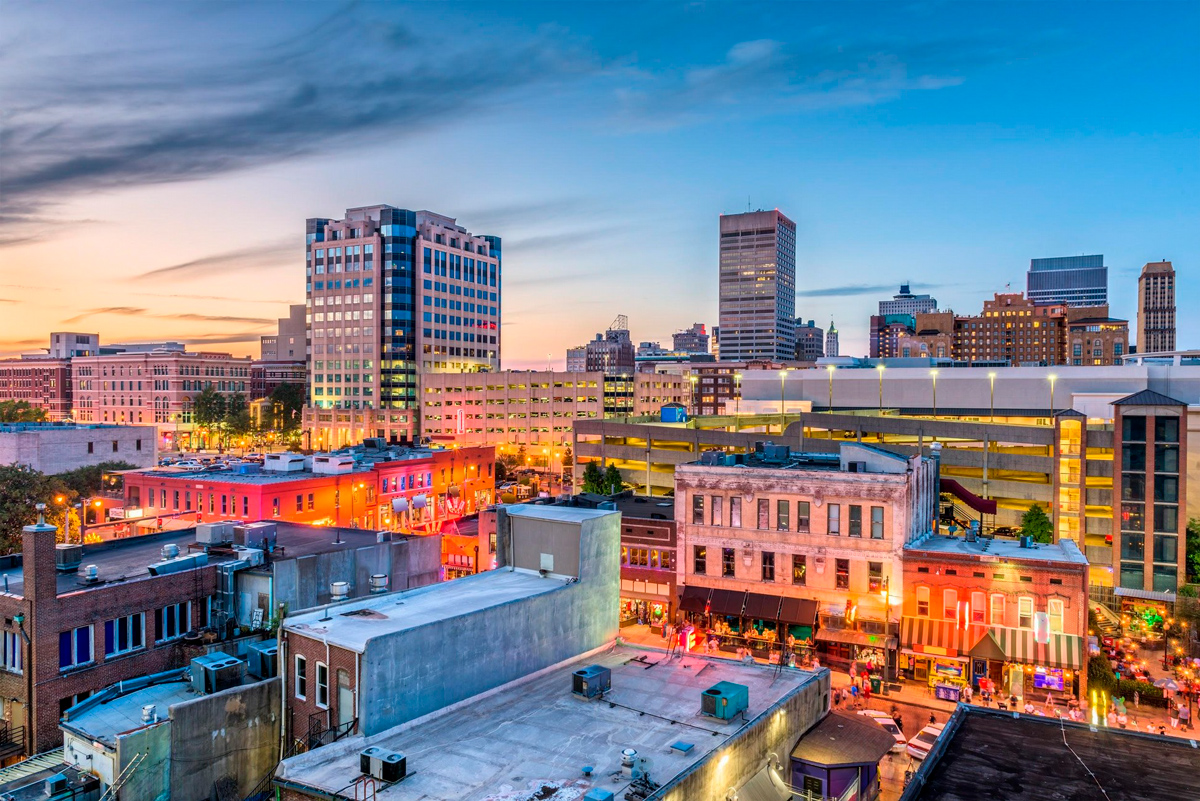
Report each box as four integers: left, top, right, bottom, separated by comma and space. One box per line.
118, 719, 172, 801
169, 677, 281, 801
0, 425, 157, 473
509, 517, 583, 577
356, 510, 619, 736
651, 669, 830, 801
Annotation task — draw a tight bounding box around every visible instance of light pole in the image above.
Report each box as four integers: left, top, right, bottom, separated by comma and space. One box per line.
930, 369, 939, 418
988, 372, 996, 422
826, 365, 835, 414
876, 364, 885, 415
778, 370, 788, 434
688, 375, 698, 417
734, 372, 743, 431
1048, 374, 1057, 419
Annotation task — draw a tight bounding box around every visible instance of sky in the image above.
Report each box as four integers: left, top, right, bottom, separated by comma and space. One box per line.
1, 1, 1197, 365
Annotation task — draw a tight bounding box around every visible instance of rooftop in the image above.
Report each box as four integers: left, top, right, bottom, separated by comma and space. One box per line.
277, 646, 822, 801
283, 568, 567, 652
61, 677, 195, 748
790, 711, 897, 767
0, 422, 146, 433
905, 533, 1089, 567
905, 707, 1200, 801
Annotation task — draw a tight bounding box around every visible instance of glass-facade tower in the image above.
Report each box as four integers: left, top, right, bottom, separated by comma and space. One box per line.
718, 210, 797, 361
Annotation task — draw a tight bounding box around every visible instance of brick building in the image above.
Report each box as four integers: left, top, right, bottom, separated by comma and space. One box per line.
900, 533, 1089, 702
0, 358, 72, 420
691, 360, 784, 416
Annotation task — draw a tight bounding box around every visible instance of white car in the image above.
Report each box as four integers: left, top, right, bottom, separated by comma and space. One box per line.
173, 460, 204, 470
906, 723, 945, 761
857, 710, 906, 752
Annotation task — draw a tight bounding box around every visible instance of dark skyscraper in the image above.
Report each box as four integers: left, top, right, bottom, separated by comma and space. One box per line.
1027, 255, 1107, 307
718, 210, 796, 361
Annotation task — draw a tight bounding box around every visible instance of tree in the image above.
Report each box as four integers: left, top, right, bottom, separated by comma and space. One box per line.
1019, 504, 1053, 544
603, 464, 624, 495
269, 382, 305, 432
1186, 518, 1200, 585
581, 462, 604, 494
0, 400, 48, 423
0, 465, 70, 553
561, 446, 573, 469
192, 386, 226, 427
56, 461, 137, 497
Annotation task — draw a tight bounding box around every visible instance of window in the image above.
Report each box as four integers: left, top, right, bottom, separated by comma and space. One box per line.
943, 589, 958, 620
295, 656, 309, 700
792, 555, 806, 585
870, 506, 884, 539
316, 662, 329, 708
272, 498, 281, 518
796, 501, 810, 532
1048, 599, 1064, 634
757, 498, 769, 529
828, 504, 841, 535
307, 493, 315, 510
916, 586, 930, 616
730, 497, 741, 527
762, 551, 775, 581
868, 562, 883, 593
156, 602, 190, 642
1154, 505, 1178, 533
1154, 535, 1178, 563
971, 592, 985, 624
835, 558, 850, 589
1018, 597, 1034, 629
103, 613, 144, 657
848, 505, 862, 537
711, 496, 723, 526
1, 631, 21, 674
990, 594, 1005, 626
693, 545, 707, 575
691, 494, 704, 525
59, 626, 93, 670
776, 499, 789, 531
296, 494, 303, 513
1155, 417, 1179, 443
722, 548, 736, 577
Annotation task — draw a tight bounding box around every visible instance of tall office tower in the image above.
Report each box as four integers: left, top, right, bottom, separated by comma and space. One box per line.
794, 319, 824, 361
879, 284, 937, 317
825, 321, 839, 357
672, 323, 710, 354
717, 210, 796, 361
1137, 261, 1176, 354
305, 206, 501, 446
1026, 255, 1107, 307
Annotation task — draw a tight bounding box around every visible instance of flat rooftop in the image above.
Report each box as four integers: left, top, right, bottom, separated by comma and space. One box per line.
0, 422, 143, 433
504, 504, 614, 523
283, 568, 566, 652
906, 708, 1200, 801
61, 679, 195, 747
277, 646, 822, 800
906, 534, 1089, 566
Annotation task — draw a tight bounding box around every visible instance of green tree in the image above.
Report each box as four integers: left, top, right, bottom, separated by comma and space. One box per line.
55, 461, 137, 497
269, 382, 305, 432
1186, 518, 1200, 585
603, 464, 624, 495
1019, 504, 1053, 544
561, 445, 573, 469
0, 465, 70, 553
581, 462, 604, 494
0, 400, 48, 423
192, 386, 226, 427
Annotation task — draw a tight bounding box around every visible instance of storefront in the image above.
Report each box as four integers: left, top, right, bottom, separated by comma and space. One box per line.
676, 586, 817, 661
991, 627, 1085, 700
619, 596, 669, 629
900, 616, 985, 701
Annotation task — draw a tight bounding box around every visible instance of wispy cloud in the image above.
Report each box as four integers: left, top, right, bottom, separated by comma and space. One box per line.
797, 282, 940, 298
61, 306, 273, 326
130, 239, 296, 281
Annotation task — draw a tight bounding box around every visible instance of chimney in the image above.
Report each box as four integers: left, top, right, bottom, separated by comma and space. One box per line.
22, 504, 59, 604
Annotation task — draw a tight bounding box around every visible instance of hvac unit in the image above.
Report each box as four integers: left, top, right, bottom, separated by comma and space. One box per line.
148, 552, 208, 576
360, 746, 407, 783
263, 453, 306, 473
54, 544, 84, 573
700, 681, 749, 721
190, 653, 245, 694
234, 521, 277, 549
196, 521, 236, 545
44, 773, 69, 796
312, 455, 355, 475
584, 790, 615, 801
246, 640, 279, 679
232, 546, 264, 567
572, 665, 611, 700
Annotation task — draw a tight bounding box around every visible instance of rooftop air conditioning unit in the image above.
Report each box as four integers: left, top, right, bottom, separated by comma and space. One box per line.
572, 665, 611, 700
246, 640, 279, 679
233, 546, 264, 568
312, 455, 355, 475
360, 746, 407, 783
263, 453, 306, 473
44, 774, 69, 796
701, 681, 749, 721
55, 544, 84, 573
196, 522, 235, 545
234, 522, 277, 550
190, 653, 244, 694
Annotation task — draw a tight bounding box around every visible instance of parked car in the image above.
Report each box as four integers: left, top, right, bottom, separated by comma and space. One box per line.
174, 460, 204, 470
857, 710, 906, 752
906, 723, 945, 761
992, 526, 1018, 537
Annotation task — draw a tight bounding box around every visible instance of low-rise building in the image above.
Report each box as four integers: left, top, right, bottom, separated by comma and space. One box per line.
0, 358, 72, 421
0, 422, 156, 473
900, 533, 1090, 703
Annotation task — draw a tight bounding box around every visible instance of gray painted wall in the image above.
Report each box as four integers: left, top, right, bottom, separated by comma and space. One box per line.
357, 510, 619, 736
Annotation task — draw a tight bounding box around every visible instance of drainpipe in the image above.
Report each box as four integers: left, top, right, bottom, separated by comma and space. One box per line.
277, 612, 287, 762
16, 609, 31, 757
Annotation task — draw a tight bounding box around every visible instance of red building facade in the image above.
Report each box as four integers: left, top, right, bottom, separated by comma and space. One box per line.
0, 358, 72, 420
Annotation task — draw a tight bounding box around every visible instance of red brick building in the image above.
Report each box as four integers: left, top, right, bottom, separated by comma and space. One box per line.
900, 534, 1090, 703
0, 358, 72, 420
612, 495, 678, 631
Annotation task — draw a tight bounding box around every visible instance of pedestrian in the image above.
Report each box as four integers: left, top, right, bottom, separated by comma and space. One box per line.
1180, 704, 1192, 731
1170, 704, 1180, 729
849, 664, 857, 683
928, 712, 936, 726
1107, 709, 1117, 728
864, 681, 872, 704
1159, 724, 1168, 736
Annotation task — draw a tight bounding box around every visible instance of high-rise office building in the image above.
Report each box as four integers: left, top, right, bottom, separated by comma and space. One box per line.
717, 210, 796, 361
672, 323, 710, 354
304, 206, 501, 446
794, 319, 824, 362
261, 305, 307, 361
878, 284, 937, 317
825, 321, 839, 358
1137, 260, 1176, 354
1027, 255, 1107, 307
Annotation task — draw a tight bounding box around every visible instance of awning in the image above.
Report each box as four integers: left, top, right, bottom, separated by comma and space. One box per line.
1115, 586, 1177, 603
900, 616, 987, 657
743, 592, 783, 621
969, 630, 1007, 662
778, 597, 819, 627
679, 585, 711, 614
708, 589, 747, 617
736, 766, 792, 801
815, 628, 896, 649
993, 628, 1084, 670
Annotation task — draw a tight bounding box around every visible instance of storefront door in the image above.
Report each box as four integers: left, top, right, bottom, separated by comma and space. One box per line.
972, 658, 989, 688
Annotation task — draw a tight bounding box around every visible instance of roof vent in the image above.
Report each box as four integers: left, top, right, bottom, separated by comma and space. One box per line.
369, 574, 389, 594
330, 581, 350, 602
161, 543, 180, 561
83, 564, 99, 583
141, 704, 157, 723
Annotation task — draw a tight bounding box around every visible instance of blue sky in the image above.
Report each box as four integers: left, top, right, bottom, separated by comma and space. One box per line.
1, 1, 1196, 362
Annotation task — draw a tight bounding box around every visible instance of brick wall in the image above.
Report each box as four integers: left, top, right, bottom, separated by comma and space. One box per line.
281, 632, 360, 745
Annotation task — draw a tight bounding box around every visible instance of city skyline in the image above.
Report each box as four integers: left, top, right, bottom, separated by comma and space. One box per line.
2, 2, 1198, 364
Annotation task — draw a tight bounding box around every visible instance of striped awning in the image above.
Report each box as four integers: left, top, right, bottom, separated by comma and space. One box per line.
900, 616, 986, 658
993, 628, 1084, 670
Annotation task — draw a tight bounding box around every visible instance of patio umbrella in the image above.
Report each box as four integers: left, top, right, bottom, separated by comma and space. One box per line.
1154, 678, 1180, 691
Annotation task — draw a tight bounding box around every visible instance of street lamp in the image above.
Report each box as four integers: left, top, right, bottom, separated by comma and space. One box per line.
778, 370, 788, 434
875, 364, 885, 414
988, 372, 997, 422
734, 372, 743, 430
930, 369, 939, 418
826, 365, 836, 414
1048, 374, 1057, 419
688, 375, 699, 416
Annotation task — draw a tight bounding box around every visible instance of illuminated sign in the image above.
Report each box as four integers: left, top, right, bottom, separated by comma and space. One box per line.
1034, 612, 1051, 644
